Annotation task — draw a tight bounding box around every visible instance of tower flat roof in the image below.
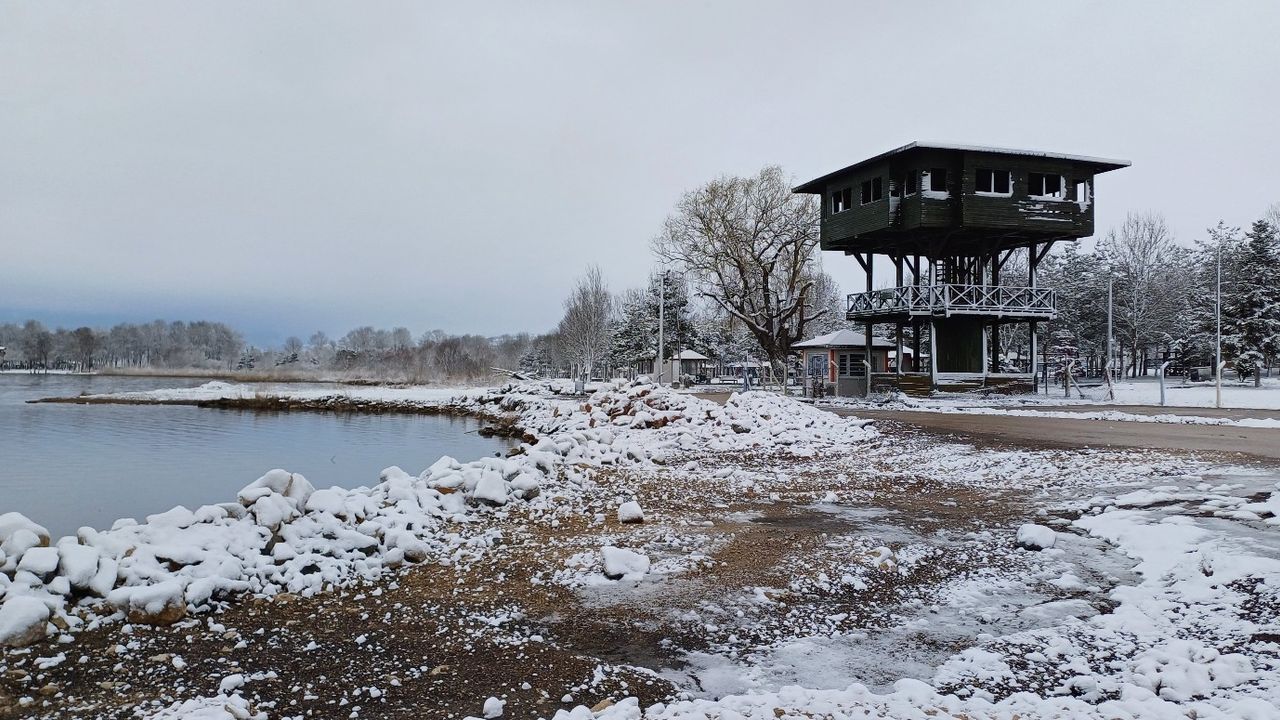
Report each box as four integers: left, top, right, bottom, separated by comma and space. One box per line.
793, 141, 1131, 193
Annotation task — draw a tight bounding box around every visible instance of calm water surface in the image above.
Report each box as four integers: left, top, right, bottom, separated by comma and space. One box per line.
0, 374, 511, 538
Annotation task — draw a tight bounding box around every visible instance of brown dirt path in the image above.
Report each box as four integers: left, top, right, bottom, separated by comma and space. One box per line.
826, 407, 1280, 461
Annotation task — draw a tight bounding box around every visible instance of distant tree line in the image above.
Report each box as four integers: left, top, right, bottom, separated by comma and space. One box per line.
277, 327, 533, 382
0, 320, 242, 372
0, 318, 536, 384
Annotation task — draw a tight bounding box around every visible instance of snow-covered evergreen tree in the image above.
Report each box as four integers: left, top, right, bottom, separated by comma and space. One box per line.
1040, 243, 1107, 369
517, 333, 558, 378
1182, 222, 1241, 368
1221, 220, 1280, 385
609, 287, 656, 370
608, 272, 701, 371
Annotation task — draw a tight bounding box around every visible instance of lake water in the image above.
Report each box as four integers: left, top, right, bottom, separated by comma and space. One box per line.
0, 373, 512, 538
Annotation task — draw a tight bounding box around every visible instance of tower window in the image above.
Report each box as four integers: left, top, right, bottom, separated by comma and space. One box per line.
976, 168, 1011, 194
1073, 179, 1092, 207
927, 168, 948, 192
860, 177, 883, 204
830, 187, 852, 213
1028, 172, 1064, 198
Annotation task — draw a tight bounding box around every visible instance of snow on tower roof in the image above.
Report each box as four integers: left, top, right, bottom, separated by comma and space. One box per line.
793, 141, 1131, 193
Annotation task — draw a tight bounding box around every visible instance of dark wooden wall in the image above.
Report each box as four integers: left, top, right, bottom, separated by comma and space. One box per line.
819, 159, 890, 248
959, 153, 1094, 237
817, 148, 1099, 253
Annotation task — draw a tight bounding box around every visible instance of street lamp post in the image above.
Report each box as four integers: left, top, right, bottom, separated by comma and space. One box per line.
657, 271, 666, 387
1216, 242, 1223, 409
1106, 273, 1114, 400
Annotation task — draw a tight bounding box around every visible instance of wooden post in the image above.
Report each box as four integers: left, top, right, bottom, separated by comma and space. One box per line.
865, 253, 874, 396
989, 249, 1000, 374
980, 321, 988, 378
929, 318, 938, 390
1029, 242, 1039, 391
912, 254, 922, 372
912, 320, 921, 372
895, 256, 904, 376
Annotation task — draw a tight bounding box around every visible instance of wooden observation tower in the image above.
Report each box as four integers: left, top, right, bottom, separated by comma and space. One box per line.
793, 142, 1128, 394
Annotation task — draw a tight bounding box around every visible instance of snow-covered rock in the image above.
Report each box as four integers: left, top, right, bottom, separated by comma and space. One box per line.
0, 511, 50, 573
865, 546, 896, 571
553, 697, 640, 720
473, 472, 510, 506
238, 469, 315, 510
0, 511, 50, 548
140, 693, 266, 720
1015, 523, 1057, 551
616, 501, 644, 524
16, 546, 60, 579
509, 472, 540, 500
304, 488, 349, 516
0, 595, 50, 647
107, 581, 187, 625
218, 674, 245, 694
146, 505, 198, 529
602, 546, 650, 580
482, 696, 505, 718
56, 542, 102, 590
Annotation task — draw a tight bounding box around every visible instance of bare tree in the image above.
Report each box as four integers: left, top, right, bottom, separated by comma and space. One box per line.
558, 264, 613, 386
1096, 212, 1186, 376
803, 269, 845, 336
653, 165, 821, 382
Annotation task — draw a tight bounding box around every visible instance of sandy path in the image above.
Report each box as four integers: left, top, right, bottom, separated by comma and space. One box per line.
827, 407, 1280, 461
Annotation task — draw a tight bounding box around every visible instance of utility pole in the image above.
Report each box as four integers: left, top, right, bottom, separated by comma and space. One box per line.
1106, 273, 1115, 401
1216, 241, 1223, 409
657, 271, 666, 387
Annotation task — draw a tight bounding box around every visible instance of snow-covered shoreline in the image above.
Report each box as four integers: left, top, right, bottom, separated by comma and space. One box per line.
1, 381, 876, 644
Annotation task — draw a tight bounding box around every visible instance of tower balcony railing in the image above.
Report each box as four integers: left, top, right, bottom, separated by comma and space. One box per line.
846, 284, 1057, 320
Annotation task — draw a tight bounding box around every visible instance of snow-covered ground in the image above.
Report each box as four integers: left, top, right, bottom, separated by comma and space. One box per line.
818, 377, 1280, 426
3, 380, 1280, 719
913, 405, 1280, 428
1104, 376, 1280, 409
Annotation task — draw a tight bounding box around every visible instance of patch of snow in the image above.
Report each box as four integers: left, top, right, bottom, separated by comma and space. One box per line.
138, 693, 266, 720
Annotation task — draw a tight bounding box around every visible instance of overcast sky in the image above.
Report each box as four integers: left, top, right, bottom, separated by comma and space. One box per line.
2, 2, 1277, 345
